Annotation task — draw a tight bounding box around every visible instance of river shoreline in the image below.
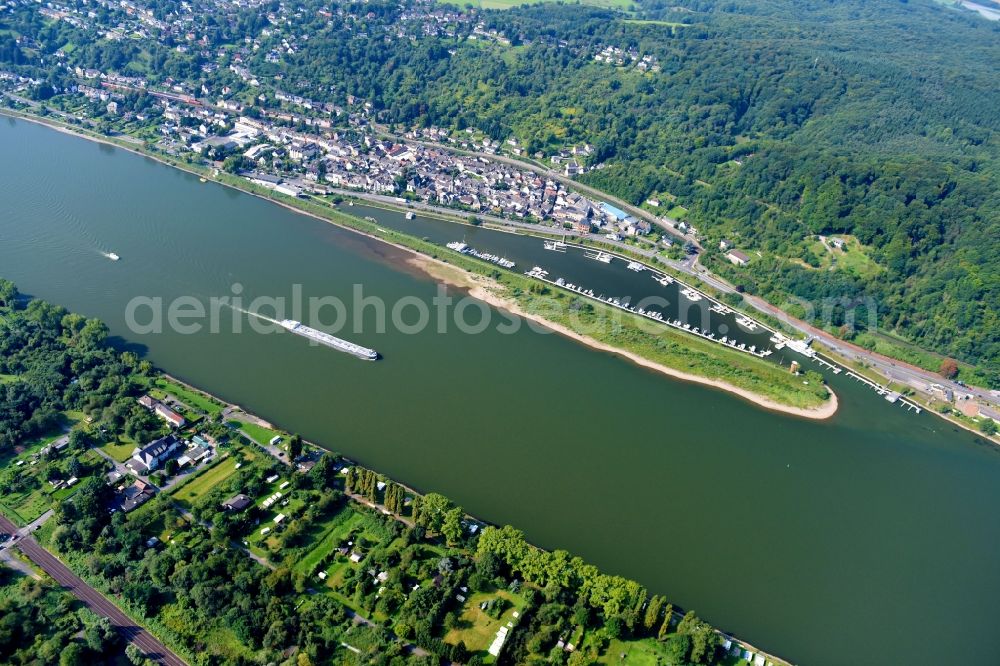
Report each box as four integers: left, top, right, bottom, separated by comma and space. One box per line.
407, 254, 839, 420
150, 369, 795, 666
8, 106, 1000, 666
2, 108, 838, 419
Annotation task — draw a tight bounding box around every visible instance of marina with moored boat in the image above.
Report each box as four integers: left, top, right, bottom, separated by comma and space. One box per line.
680, 287, 703, 302
584, 249, 613, 263
447, 241, 516, 269
654, 273, 675, 286
523, 267, 775, 359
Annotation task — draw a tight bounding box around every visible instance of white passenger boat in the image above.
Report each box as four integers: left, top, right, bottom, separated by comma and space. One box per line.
680, 288, 702, 302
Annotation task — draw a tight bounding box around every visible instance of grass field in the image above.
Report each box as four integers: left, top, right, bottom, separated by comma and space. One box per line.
0, 373, 18, 384
443, 589, 527, 653
596, 638, 670, 665
169, 454, 244, 506
665, 205, 688, 219
294, 508, 365, 575
100, 436, 138, 463
0, 449, 101, 526
153, 377, 224, 417
623, 18, 689, 27
807, 235, 883, 280
230, 420, 282, 448
0, 493, 53, 526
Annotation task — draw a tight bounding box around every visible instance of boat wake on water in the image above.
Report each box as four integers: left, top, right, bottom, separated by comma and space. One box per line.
229, 305, 282, 327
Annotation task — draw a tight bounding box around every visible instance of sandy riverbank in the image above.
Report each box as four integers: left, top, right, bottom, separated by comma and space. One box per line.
3, 108, 838, 420
407, 254, 839, 420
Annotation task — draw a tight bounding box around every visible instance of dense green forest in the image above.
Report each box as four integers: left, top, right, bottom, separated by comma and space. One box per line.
0, 565, 125, 665
1, 0, 997, 384
0, 279, 164, 454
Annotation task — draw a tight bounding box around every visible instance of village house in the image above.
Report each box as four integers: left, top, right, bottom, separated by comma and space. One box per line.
221, 494, 253, 512
129, 434, 182, 474
116, 479, 156, 513
39, 435, 70, 458
137, 394, 186, 428
155, 402, 186, 428
177, 436, 212, 468
726, 250, 751, 266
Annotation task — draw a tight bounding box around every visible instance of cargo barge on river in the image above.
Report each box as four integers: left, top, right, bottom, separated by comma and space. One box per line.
280, 320, 379, 360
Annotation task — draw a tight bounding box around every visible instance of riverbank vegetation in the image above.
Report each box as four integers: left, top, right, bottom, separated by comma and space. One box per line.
0, 566, 126, 665
0, 288, 782, 665
505, 280, 830, 410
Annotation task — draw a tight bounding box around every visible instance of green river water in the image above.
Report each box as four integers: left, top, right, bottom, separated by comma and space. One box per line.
2, 117, 999, 665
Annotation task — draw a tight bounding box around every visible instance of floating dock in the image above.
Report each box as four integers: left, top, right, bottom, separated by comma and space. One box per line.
524, 270, 773, 359
584, 249, 613, 263
845, 371, 922, 413
280, 320, 378, 360
447, 241, 515, 269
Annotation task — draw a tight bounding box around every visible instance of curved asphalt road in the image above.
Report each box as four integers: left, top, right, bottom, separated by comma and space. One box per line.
0, 514, 187, 666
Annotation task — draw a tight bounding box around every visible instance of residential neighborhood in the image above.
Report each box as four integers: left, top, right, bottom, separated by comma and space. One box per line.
0, 0, 695, 245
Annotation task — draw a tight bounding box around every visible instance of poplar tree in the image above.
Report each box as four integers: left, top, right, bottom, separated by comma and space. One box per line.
288, 434, 302, 460
644, 595, 665, 634
410, 496, 422, 524
657, 604, 674, 641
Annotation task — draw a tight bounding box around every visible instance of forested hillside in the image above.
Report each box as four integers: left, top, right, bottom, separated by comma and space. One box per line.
362, 0, 999, 382
282, 0, 1000, 381
2, 0, 998, 383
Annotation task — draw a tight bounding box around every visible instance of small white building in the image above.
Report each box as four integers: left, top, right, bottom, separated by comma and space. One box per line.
726, 250, 750, 266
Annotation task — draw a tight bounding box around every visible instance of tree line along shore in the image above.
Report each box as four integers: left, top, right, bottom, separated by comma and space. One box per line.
0, 282, 793, 665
